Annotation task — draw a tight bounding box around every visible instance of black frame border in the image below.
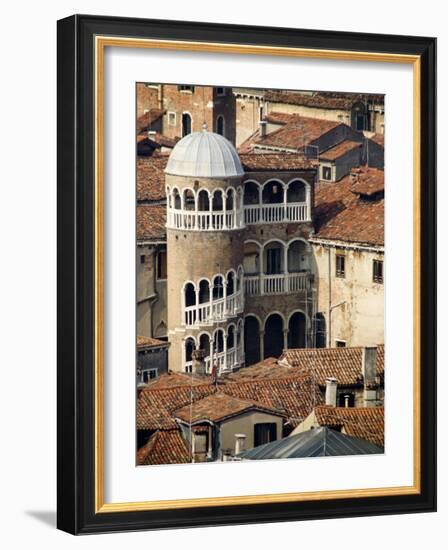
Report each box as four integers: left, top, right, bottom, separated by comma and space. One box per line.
57, 14, 436, 534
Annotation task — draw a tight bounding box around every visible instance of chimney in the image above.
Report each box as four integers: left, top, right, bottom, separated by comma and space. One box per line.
147, 130, 157, 140
325, 377, 338, 407
259, 120, 267, 137
234, 433, 246, 456
192, 349, 206, 375
350, 168, 361, 185
362, 346, 378, 407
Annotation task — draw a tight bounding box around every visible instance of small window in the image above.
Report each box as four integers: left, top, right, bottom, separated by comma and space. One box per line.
157, 250, 167, 280
356, 114, 365, 131
140, 254, 146, 265
322, 166, 332, 181
335, 339, 346, 348
373, 259, 384, 283
336, 254, 345, 278
182, 113, 192, 137
216, 115, 225, 136
216, 87, 225, 96
168, 112, 176, 126
178, 85, 195, 93
254, 423, 277, 447
143, 368, 158, 383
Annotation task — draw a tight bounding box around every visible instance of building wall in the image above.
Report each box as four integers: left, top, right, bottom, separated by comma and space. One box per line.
136, 83, 161, 118
137, 346, 169, 379
311, 242, 384, 347
235, 95, 263, 146
266, 101, 350, 124
219, 410, 284, 455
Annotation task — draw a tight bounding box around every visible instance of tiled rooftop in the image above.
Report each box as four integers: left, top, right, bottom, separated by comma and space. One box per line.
137, 156, 168, 202
136, 204, 167, 242
313, 405, 384, 447
350, 167, 385, 197
280, 345, 384, 386
240, 152, 317, 171
137, 335, 168, 349
137, 429, 190, 465
265, 90, 384, 110
136, 108, 165, 134
319, 140, 362, 161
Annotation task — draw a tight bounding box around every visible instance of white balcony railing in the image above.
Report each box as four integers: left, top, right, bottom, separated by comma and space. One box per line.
184, 290, 244, 327
185, 345, 245, 375
244, 202, 310, 225
168, 208, 244, 231
244, 272, 310, 296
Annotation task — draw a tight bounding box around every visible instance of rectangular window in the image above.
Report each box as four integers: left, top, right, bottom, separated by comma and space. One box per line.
143, 368, 158, 383
254, 423, 277, 447
336, 254, 345, 278
157, 250, 167, 280
356, 114, 365, 130
140, 254, 146, 265
178, 85, 195, 93
373, 259, 384, 283
322, 166, 332, 181
335, 339, 346, 348
168, 111, 176, 126
216, 87, 225, 96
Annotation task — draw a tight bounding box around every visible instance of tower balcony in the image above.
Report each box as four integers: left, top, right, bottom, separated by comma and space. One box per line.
244, 202, 310, 224
184, 289, 244, 327
244, 272, 311, 296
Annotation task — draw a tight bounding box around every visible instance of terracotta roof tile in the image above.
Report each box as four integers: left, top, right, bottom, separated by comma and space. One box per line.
146, 372, 210, 389
313, 405, 384, 447
137, 156, 168, 202
350, 167, 384, 197
136, 204, 166, 242
265, 91, 384, 110
240, 152, 317, 171
137, 429, 190, 465
319, 140, 362, 161
174, 392, 285, 424
137, 335, 168, 349
222, 358, 293, 380
255, 116, 341, 150
313, 167, 384, 246
280, 345, 384, 387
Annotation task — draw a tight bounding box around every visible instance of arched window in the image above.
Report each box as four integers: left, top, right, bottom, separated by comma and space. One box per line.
226, 271, 235, 296
264, 314, 284, 358
244, 316, 260, 366
226, 188, 234, 210
212, 190, 223, 211
314, 313, 326, 348
262, 181, 284, 204
288, 312, 307, 348
173, 189, 181, 210
216, 115, 225, 136
264, 241, 284, 275
185, 338, 195, 362
184, 283, 196, 307
287, 180, 307, 203
288, 240, 309, 272
199, 333, 211, 356
212, 275, 224, 300
244, 181, 261, 205
183, 189, 195, 211
198, 280, 210, 304
214, 329, 224, 353
182, 113, 192, 136
227, 325, 235, 349
197, 190, 210, 211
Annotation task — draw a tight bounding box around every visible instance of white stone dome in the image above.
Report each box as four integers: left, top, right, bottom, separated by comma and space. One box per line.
165, 130, 244, 179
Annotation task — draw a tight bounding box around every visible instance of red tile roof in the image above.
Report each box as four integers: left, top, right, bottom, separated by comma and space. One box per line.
350, 167, 385, 197
313, 167, 384, 247
174, 392, 285, 424
146, 372, 210, 389
255, 116, 341, 150
265, 91, 384, 110
319, 140, 362, 161
137, 336, 168, 349
136, 204, 166, 242
137, 156, 168, 202
313, 405, 384, 447
137, 429, 190, 465
280, 345, 384, 386
223, 358, 293, 380
136, 108, 165, 134
240, 153, 317, 171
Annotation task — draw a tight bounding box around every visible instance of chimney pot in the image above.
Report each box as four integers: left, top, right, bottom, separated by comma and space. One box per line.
325, 377, 338, 407
259, 120, 267, 137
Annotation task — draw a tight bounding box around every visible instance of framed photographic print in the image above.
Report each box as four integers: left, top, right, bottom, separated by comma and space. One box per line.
57, 14, 436, 534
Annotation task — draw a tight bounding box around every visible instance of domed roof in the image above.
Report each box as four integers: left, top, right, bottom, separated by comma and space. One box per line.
165, 129, 244, 179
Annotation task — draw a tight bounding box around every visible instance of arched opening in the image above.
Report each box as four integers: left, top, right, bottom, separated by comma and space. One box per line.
314, 313, 326, 348
184, 283, 196, 307
243, 242, 261, 275
351, 102, 366, 131
173, 188, 181, 210
212, 190, 223, 211
226, 188, 234, 210
183, 189, 195, 211
212, 275, 224, 300
199, 333, 211, 357
214, 329, 224, 353
264, 314, 284, 358
288, 312, 307, 348
198, 279, 210, 304
227, 325, 235, 350
227, 271, 235, 296
264, 241, 284, 274
197, 190, 210, 211
182, 113, 192, 136
185, 337, 196, 367
243, 181, 260, 205
288, 240, 309, 272
216, 115, 225, 136
244, 316, 260, 366
262, 181, 284, 204
287, 180, 307, 203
